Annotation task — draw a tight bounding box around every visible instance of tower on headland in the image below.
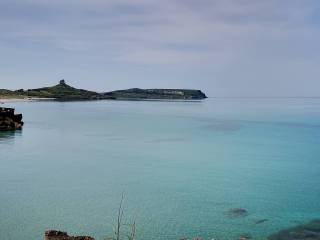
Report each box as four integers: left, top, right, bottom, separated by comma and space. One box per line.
59, 79, 66, 85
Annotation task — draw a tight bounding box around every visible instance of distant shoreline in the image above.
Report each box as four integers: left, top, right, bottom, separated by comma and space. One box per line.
0, 97, 205, 104
0, 80, 207, 101
0, 97, 55, 103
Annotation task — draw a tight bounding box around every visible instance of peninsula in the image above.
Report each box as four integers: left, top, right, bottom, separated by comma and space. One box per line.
0, 80, 207, 101
1, 80, 109, 101
103, 88, 207, 100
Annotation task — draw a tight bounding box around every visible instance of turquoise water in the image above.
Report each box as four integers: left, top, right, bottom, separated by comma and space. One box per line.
0, 98, 320, 240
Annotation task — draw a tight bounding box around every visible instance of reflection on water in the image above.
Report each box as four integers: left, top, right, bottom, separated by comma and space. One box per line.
0, 130, 22, 143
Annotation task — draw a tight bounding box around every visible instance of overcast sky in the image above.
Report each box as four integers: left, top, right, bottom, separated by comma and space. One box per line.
1, 0, 320, 96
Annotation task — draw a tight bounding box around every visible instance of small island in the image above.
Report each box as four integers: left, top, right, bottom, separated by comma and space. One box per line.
104, 88, 207, 100
0, 80, 207, 101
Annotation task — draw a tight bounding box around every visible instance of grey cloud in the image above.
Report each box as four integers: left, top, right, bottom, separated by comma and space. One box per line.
0, 0, 320, 96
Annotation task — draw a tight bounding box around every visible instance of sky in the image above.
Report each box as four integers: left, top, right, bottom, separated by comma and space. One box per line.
0, 0, 320, 97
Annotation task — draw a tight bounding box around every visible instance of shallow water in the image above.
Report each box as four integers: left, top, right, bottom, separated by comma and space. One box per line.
0, 98, 320, 240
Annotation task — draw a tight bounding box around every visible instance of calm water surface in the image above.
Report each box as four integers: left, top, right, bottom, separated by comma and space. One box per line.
0, 98, 320, 240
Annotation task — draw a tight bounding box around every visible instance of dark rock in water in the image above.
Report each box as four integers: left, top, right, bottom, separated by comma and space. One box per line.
0, 107, 24, 131
227, 208, 248, 217
45, 230, 94, 240
239, 233, 252, 240
255, 219, 269, 224
268, 220, 320, 240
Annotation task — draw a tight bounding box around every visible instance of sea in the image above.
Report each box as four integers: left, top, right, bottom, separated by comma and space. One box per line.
0, 98, 319, 240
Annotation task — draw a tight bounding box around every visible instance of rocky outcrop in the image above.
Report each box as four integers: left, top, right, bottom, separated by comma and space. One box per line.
43, 220, 320, 240
268, 220, 320, 240
227, 208, 248, 217
0, 107, 23, 131
44, 230, 94, 240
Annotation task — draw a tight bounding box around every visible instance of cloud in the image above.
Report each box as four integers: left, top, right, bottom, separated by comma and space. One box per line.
0, 0, 320, 95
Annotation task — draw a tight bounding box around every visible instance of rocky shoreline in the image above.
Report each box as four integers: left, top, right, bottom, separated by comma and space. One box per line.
45, 220, 320, 240
45, 230, 94, 240
0, 107, 24, 131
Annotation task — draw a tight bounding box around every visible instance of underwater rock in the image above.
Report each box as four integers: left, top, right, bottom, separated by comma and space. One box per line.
45, 230, 94, 240
227, 208, 248, 217
268, 220, 320, 240
0, 107, 23, 131
239, 233, 252, 240
255, 219, 269, 224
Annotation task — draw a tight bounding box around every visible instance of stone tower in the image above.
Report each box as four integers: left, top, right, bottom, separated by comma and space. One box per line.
59, 79, 66, 85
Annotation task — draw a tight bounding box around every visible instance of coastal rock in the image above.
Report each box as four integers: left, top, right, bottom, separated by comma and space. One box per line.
45, 230, 94, 240
0, 107, 23, 131
268, 220, 320, 240
227, 208, 248, 217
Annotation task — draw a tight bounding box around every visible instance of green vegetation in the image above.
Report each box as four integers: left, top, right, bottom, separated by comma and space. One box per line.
0, 89, 24, 99
25, 80, 106, 100
0, 80, 207, 100
104, 88, 207, 100
105, 195, 136, 240
0, 80, 110, 100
